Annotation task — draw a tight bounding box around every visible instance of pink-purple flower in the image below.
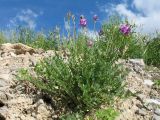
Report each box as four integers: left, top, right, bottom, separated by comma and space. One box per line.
119, 24, 131, 35
80, 15, 87, 27
93, 15, 98, 21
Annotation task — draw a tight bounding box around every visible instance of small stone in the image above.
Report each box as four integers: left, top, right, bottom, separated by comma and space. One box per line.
0, 106, 8, 120
31, 112, 36, 118
145, 104, 154, 111
129, 59, 145, 67
52, 115, 58, 119
133, 65, 142, 73
136, 104, 143, 109
128, 88, 136, 94
20, 115, 26, 120
135, 109, 147, 116
36, 104, 50, 119
144, 79, 154, 86
10, 52, 16, 57
155, 109, 160, 116
25, 52, 31, 56
153, 114, 160, 120
0, 86, 9, 92
145, 99, 160, 105
0, 92, 8, 102
0, 92, 13, 102
37, 105, 48, 113
144, 73, 152, 79
36, 99, 44, 106
137, 94, 146, 102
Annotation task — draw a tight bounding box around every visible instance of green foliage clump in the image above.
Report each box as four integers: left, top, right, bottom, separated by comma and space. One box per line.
95, 108, 119, 120
18, 33, 126, 116
100, 16, 144, 59
144, 37, 160, 67
60, 112, 83, 120
18, 16, 160, 118
154, 79, 160, 87
123, 37, 144, 59
31, 32, 59, 50
17, 26, 35, 44
14, 26, 60, 50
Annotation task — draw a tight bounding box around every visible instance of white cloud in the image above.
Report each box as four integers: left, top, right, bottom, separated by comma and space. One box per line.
115, 4, 136, 19
133, 0, 160, 15
9, 9, 42, 29
85, 29, 98, 40
79, 28, 98, 40
100, 0, 160, 34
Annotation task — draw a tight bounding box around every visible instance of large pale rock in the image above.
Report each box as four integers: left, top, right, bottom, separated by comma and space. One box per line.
128, 59, 145, 67
155, 109, 160, 116
153, 114, 160, 120
115, 58, 160, 120
144, 79, 154, 86
145, 99, 160, 106
0, 43, 35, 56
0, 92, 13, 102
37, 104, 50, 118
135, 109, 147, 116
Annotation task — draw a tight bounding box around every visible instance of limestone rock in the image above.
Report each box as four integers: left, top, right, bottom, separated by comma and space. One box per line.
128, 59, 145, 67
155, 109, 160, 116
144, 79, 154, 86
153, 114, 160, 120
0, 43, 35, 55
0, 43, 159, 120
135, 109, 147, 116
0, 106, 8, 120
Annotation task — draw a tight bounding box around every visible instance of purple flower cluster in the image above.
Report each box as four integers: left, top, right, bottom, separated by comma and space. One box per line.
79, 14, 131, 37
80, 15, 87, 27
119, 24, 131, 35
80, 14, 98, 28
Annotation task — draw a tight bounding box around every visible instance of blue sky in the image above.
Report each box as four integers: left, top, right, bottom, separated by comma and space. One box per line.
0, 0, 160, 34
0, 0, 124, 31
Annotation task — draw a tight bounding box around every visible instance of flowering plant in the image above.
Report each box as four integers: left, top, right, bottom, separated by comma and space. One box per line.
80, 15, 87, 27
119, 24, 131, 35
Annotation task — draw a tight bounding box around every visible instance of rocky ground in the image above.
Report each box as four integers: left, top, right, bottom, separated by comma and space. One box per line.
0, 43, 56, 120
115, 59, 160, 120
0, 43, 160, 120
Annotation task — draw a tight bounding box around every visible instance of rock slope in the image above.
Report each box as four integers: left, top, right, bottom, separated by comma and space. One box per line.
0, 43, 159, 120
115, 59, 160, 120
0, 43, 55, 120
